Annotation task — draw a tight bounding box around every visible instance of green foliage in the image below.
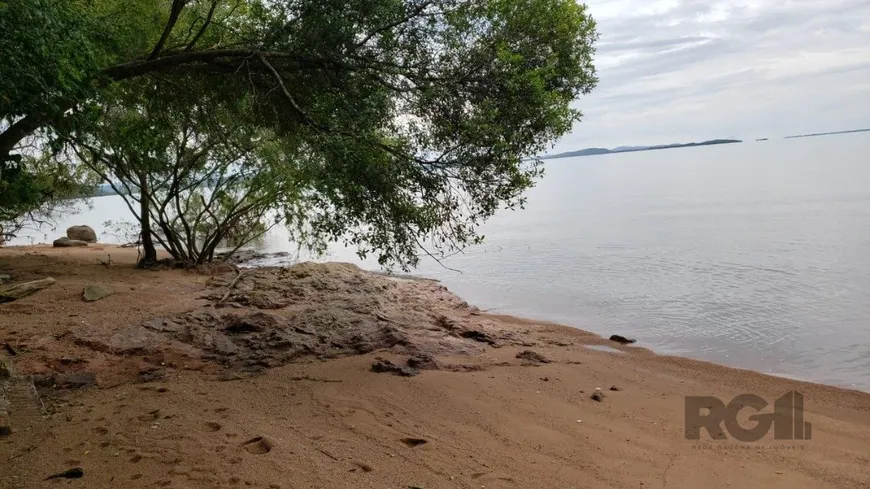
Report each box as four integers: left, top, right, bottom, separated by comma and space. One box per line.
2, 0, 598, 268
0, 0, 113, 121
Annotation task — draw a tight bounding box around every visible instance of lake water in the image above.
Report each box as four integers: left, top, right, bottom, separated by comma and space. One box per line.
10, 134, 870, 391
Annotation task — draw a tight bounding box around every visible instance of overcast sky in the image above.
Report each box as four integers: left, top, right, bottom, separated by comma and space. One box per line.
552, 0, 870, 151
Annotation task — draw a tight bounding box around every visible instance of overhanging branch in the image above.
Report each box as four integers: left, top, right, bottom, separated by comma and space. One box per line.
149, 0, 188, 60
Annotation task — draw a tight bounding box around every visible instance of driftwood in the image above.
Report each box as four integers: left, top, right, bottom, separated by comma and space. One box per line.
0, 278, 56, 304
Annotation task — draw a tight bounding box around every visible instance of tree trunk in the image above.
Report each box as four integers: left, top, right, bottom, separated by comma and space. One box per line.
138, 173, 158, 267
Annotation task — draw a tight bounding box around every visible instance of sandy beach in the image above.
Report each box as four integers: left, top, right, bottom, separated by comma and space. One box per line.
1, 245, 869, 488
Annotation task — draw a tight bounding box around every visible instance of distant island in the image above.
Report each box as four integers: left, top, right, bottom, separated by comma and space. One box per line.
784, 128, 870, 139
541, 138, 742, 160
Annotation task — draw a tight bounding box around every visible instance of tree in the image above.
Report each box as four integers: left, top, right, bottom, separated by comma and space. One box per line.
3, 0, 598, 268
69, 81, 313, 266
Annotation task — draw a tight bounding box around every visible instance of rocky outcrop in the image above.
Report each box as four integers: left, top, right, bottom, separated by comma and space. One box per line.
53, 237, 89, 248
68, 263, 526, 374
66, 225, 97, 243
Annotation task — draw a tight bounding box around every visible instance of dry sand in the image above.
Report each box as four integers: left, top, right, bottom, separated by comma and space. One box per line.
1, 245, 868, 488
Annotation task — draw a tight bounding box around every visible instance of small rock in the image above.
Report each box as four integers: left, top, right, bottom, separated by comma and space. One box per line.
45, 467, 84, 480
53, 237, 89, 248
608, 335, 636, 345
82, 284, 113, 302
400, 438, 428, 448
0, 274, 11, 284
66, 225, 97, 243
591, 388, 605, 402
540, 377, 550, 382
515, 350, 552, 364
609, 386, 620, 391
59, 356, 85, 365
55, 372, 96, 389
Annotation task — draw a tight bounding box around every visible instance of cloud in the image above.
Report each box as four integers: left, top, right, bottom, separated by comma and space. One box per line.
555, 0, 870, 150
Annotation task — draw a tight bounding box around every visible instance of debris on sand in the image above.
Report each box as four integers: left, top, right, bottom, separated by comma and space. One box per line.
515, 350, 553, 364
608, 335, 636, 345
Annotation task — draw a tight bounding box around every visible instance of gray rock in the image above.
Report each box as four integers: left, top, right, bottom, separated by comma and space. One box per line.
55, 372, 96, 389
608, 334, 636, 345
53, 237, 88, 248
0, 274, 11, 284
66, 225, 97, 243
82, 284, 113, 302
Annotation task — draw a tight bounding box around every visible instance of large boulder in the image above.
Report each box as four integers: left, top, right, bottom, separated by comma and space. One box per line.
66, 225, 97, 243
53, 237, 89, 248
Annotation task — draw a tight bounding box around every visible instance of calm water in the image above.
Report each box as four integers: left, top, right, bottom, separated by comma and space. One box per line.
11, 134, 870, 391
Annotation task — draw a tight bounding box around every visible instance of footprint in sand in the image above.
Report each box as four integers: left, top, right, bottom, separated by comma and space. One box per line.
241, 436, 273, 454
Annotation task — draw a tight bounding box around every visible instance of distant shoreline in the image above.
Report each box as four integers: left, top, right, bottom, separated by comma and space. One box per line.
784, 128, 870, 139
541, 138, 742, 161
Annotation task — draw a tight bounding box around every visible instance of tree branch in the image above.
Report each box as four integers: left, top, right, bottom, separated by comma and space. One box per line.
185, 0, 220, 51
354, 1, 435, 49
149, 0, 188, 60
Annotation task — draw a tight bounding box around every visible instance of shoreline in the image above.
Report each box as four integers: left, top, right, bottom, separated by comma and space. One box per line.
1, 243, 867, 395
2, 245, 869, 488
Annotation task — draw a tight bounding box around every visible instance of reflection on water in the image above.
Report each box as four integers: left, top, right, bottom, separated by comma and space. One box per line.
9, 135, 870, 391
